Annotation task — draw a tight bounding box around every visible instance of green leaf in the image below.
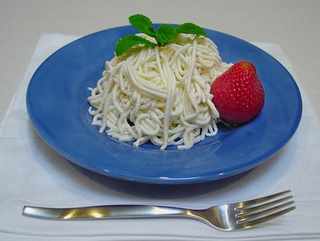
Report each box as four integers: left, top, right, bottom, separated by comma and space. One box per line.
177, 22, 207, 36
155, 25, 178, 46
115, 35, 156, 56
129, 14, 155, 37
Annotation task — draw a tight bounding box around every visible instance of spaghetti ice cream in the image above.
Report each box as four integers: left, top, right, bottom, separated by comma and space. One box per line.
88, 34, 231, 150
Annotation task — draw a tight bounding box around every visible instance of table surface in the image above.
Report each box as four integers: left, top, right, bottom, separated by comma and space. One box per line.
1, 0, 319, 121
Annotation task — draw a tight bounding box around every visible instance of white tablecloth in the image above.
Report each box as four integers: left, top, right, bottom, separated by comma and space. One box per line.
0, 33, 319, 241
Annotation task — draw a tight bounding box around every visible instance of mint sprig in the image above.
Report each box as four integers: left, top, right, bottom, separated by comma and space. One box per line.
115, 14, 207, 56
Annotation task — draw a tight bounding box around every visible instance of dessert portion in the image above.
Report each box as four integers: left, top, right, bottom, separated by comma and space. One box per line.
88, 14, 265, 150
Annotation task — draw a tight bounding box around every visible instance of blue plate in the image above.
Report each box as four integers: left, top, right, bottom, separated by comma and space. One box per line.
26, 26, 302, 184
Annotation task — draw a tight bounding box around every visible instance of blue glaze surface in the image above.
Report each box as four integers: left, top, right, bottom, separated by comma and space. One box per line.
26, 25, 302, 184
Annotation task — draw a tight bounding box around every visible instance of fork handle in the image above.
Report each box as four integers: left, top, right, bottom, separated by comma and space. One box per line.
23, 205, 191, 220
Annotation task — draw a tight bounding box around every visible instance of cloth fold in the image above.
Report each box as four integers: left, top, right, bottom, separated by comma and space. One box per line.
0, 33, 319, 241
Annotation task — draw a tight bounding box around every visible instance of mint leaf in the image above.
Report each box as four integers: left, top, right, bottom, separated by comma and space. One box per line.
155, 25, 178, 46
115, 35, 155, 56
129, 14, 155, 37
177, 23, 207, 36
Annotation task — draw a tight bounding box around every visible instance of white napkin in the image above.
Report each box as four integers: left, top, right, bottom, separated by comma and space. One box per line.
0, 33, 319, 241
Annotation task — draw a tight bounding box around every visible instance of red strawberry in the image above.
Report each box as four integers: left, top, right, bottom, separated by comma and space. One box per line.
210, 61, 264, 124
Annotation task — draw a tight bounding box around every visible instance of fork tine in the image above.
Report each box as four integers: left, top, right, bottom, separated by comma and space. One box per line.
238, 206, 296, 228
237, 190, 291, 208
236, 195, 293, 215
237, 200, 295, 222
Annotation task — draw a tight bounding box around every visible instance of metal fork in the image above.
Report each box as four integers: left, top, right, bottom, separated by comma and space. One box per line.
23, 190, 295, 231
